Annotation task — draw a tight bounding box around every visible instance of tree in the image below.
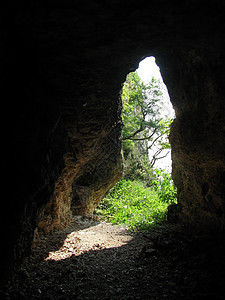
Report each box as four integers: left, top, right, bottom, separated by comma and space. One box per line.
121, 71, 172, 182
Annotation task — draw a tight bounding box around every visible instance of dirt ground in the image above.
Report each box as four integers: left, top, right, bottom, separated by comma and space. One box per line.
3, 216, 225, 299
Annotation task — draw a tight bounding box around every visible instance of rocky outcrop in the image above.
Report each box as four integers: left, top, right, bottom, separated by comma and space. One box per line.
162, 50, 225, 229
1, 0, 225, 285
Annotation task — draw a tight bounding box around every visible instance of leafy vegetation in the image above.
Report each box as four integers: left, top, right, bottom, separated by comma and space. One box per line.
96, 70, 177, 231
121, 72, 172, 182
151, 169, 177, 204
96, 175, 176, 231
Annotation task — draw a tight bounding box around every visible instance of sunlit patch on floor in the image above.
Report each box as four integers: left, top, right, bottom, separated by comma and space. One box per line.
45, 221, 133, 261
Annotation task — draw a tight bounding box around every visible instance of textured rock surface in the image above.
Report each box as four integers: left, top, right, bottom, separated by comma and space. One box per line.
159, 49, 225, 229
1, 0, 225, 285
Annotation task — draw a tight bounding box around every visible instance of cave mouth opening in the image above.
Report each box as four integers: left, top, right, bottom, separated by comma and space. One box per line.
94, 56, 177, 231
135, 56, 175, 173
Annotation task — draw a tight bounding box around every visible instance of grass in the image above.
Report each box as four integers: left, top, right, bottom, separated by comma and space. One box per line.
95, 177, 177, 231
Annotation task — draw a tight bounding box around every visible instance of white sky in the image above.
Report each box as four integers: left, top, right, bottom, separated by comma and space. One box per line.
137, 57, 161, 82
136, 57, 174, 173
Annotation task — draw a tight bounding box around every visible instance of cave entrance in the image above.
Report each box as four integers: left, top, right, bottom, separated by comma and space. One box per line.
135, 56, 175, 172
121, 55, 175, 178
95, 56, 177, 231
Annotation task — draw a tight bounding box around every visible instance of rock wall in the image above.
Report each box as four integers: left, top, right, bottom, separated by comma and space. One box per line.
159, 49, 225, 229
1, 0, 225, 284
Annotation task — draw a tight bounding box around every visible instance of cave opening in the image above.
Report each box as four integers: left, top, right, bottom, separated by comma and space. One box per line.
121, 55, 175, 173
94, 56, 177, 230
136, 56, 175, 172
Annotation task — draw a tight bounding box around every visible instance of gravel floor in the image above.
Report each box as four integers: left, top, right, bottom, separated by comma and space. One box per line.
3, 217, 225, 299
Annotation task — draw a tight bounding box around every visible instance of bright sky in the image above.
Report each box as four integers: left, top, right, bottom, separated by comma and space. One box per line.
136, 57, 175, 173
137, 56, 161, 82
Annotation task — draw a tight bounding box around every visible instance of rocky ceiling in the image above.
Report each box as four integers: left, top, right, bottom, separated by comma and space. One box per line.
1, 0, 225, 284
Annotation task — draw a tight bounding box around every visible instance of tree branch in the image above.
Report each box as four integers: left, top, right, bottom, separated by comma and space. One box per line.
147, 132, 164, 149
123, 126, 143, 140
150, 149, 170, 168
123, 127, 158, 141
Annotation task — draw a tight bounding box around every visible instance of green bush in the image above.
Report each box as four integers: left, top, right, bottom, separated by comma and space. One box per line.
151, 169, 177, 204
96, 179, 175, 231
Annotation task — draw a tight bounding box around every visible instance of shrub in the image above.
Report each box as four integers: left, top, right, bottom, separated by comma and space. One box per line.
96, 179, 173, 231
150, 169, 177, 204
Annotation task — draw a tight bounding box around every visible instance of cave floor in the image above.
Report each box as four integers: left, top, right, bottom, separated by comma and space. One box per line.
5, 217, 225, 299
